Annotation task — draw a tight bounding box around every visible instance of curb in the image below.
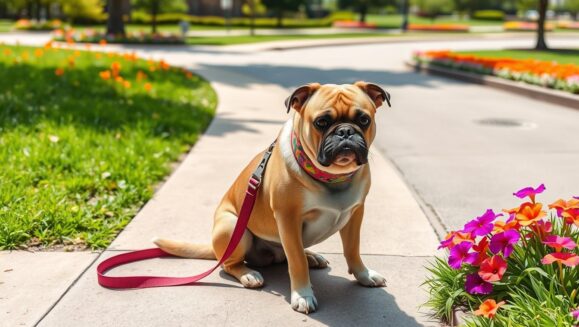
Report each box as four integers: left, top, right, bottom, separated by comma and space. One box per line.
406, 61, 579, 110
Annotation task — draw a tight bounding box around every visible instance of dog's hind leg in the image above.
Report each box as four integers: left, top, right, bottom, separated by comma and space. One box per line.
212, 211, 264, 289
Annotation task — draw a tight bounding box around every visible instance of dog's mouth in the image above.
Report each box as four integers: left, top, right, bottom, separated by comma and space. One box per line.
317, 125, 368, 167
333, 149, 357, 166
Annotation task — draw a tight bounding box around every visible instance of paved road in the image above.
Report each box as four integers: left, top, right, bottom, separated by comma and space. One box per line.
167, 35, 579, 233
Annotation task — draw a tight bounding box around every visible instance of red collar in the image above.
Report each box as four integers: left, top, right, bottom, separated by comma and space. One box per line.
291, 130, 355, 184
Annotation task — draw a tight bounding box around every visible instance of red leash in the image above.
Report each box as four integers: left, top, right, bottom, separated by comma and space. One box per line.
97, 142, 276, 289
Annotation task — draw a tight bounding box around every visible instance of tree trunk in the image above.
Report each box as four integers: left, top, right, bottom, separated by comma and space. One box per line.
35, 0, 41, 21
535, 0, 548, 50
276, 8, 283, 28
151, 0, 159, 34
401, 0, 410, 31
106, 0, 126, 36
249, 0, 255, 36
358, 3, 367, 23
45, 4, 51, 20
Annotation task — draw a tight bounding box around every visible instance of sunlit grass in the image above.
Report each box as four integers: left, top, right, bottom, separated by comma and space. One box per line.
0, 44, 216, 250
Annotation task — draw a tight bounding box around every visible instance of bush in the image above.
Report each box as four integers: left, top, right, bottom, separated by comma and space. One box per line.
128, 11, 355, 28
424, 184, 579, 326
472, 10, 505, 21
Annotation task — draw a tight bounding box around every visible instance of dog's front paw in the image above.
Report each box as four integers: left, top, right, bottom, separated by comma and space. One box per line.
239, 270, 264, 289
291, 287, 318, 314
306, 251, 329, 269
353, 269, 387, 287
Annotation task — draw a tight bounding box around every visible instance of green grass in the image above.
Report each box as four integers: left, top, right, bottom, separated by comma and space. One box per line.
0, 45, 217, 250
0, 19, 13, 33
185, 32, 391, 45
456, 49, 579, 64
366, 14, 504, 28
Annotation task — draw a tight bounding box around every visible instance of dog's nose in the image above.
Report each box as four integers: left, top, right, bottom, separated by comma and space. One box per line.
335, 125, 355, 139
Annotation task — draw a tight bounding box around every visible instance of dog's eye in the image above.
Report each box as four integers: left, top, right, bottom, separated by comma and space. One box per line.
314, 117, 331, 129
358, 115, 371, 127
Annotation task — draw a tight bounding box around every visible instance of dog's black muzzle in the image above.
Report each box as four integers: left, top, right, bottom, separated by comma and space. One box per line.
317, 123, 368, 167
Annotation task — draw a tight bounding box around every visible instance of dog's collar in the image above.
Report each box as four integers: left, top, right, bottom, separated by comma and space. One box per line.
291, 130, 356, 184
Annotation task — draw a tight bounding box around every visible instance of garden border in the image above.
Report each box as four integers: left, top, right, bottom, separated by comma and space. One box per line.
406, 60, 579, 110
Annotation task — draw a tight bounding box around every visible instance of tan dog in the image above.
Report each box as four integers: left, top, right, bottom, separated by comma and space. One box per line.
154, 82, 391, 314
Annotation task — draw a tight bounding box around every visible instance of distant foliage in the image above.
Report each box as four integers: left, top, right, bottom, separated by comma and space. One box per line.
472, 10, 505, 21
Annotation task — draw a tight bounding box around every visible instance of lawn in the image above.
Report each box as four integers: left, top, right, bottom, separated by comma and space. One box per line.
185, 32, 391, 45
365, 14, 504, 28
0, 44, 217, 250
0, 19, 13, 32
457, 49, 579, 65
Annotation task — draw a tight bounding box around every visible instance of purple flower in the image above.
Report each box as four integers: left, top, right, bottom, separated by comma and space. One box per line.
463, 209, 502, 236
513, 184, 545, 202
465, 273, 493, 294
490, 230, 520, 258
448, 241, 478, 269
572, 308, 579, 320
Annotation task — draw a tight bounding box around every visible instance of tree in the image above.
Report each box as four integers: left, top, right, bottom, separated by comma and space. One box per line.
412, 0, 455, 21
242, 0, 266, 36
106, 0, 125, 36
133, 0, 186, 33
262, 0, 304, 27
60, 0, 103, 23
535, 0, 548, 49
338, 0, 394, 23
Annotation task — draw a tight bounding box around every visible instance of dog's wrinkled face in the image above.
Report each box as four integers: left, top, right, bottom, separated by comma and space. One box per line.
285, 82, 390, 175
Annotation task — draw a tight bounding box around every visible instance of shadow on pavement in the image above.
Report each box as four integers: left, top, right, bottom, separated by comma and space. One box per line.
204, 112, 286, 137
217, 262, 424, 327
196, 63, 462, 90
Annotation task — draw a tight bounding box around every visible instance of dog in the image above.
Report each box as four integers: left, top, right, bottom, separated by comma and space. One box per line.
153, 81, 391, 314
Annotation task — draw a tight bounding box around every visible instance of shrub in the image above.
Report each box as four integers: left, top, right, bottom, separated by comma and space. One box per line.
472, 10, 505, 21
424, 184, 579, 326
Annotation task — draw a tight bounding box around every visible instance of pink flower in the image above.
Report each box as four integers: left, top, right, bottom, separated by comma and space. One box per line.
463, 209, 501, 236
542, 235, 576, 252
448, 241, 478, 269
541, 253, 579, 267
490, 230, 520, 258
513, 184, 545, 203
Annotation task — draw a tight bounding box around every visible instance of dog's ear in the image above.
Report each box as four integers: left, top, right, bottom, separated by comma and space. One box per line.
354, 81, 391, 108
285, 83, 321, 113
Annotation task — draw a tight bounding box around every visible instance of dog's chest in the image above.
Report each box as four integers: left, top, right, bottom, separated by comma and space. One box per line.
301, 184, 365, 247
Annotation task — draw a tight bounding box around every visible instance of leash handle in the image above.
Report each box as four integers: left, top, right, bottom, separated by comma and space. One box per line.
97, 142, 275, 289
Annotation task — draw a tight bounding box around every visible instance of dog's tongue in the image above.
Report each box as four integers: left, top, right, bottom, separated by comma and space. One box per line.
334, 152, 356, 166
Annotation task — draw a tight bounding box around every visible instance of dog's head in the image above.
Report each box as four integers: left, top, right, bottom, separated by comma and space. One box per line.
285, 82, 390, 175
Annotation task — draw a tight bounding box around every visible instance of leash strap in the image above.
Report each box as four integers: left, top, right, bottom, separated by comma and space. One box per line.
97, 142, 276, 289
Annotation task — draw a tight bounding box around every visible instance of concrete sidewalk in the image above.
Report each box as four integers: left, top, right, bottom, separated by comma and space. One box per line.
0, 60, 441, 327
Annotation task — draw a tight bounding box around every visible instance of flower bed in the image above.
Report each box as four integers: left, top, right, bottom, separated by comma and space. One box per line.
407, 23, 469, 32
424, 185, 579, 326
558, 21, 579, 30
333, 20, 377, 29
52, 29, 185, 45
14, 19, 64, 31
503, 21, 555, 31
413, 50, 579, 94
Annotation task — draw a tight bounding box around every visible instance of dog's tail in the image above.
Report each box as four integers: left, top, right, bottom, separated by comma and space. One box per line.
152, 237, 216, 260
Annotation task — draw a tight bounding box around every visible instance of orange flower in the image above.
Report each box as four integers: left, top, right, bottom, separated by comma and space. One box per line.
159, 60, 170, 71
136, 70, 147, 81
493, 219, 519, 233
144, 82, 152, 92
99, 39, 107, 46
34, 49, 44, 57
3, 48, 12, 56
21, 51, 29, 60
44, 40, 53, 49
148, 65, 156, 72
474, 299, 505, 318
54, 68, 65, 76
123, 81, 131, 89
562, 208, 579, 227
95, 53, 102, 59
185, 71, 193, 79
115, 76, 124, 83
74, 50, 81, 57
111, 61, 121, 77
549, 198, 579, 212
99, 70, 111, 80
515, 202, 546, 226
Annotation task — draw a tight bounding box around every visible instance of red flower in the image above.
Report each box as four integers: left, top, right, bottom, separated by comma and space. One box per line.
478, 255, 507, 282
